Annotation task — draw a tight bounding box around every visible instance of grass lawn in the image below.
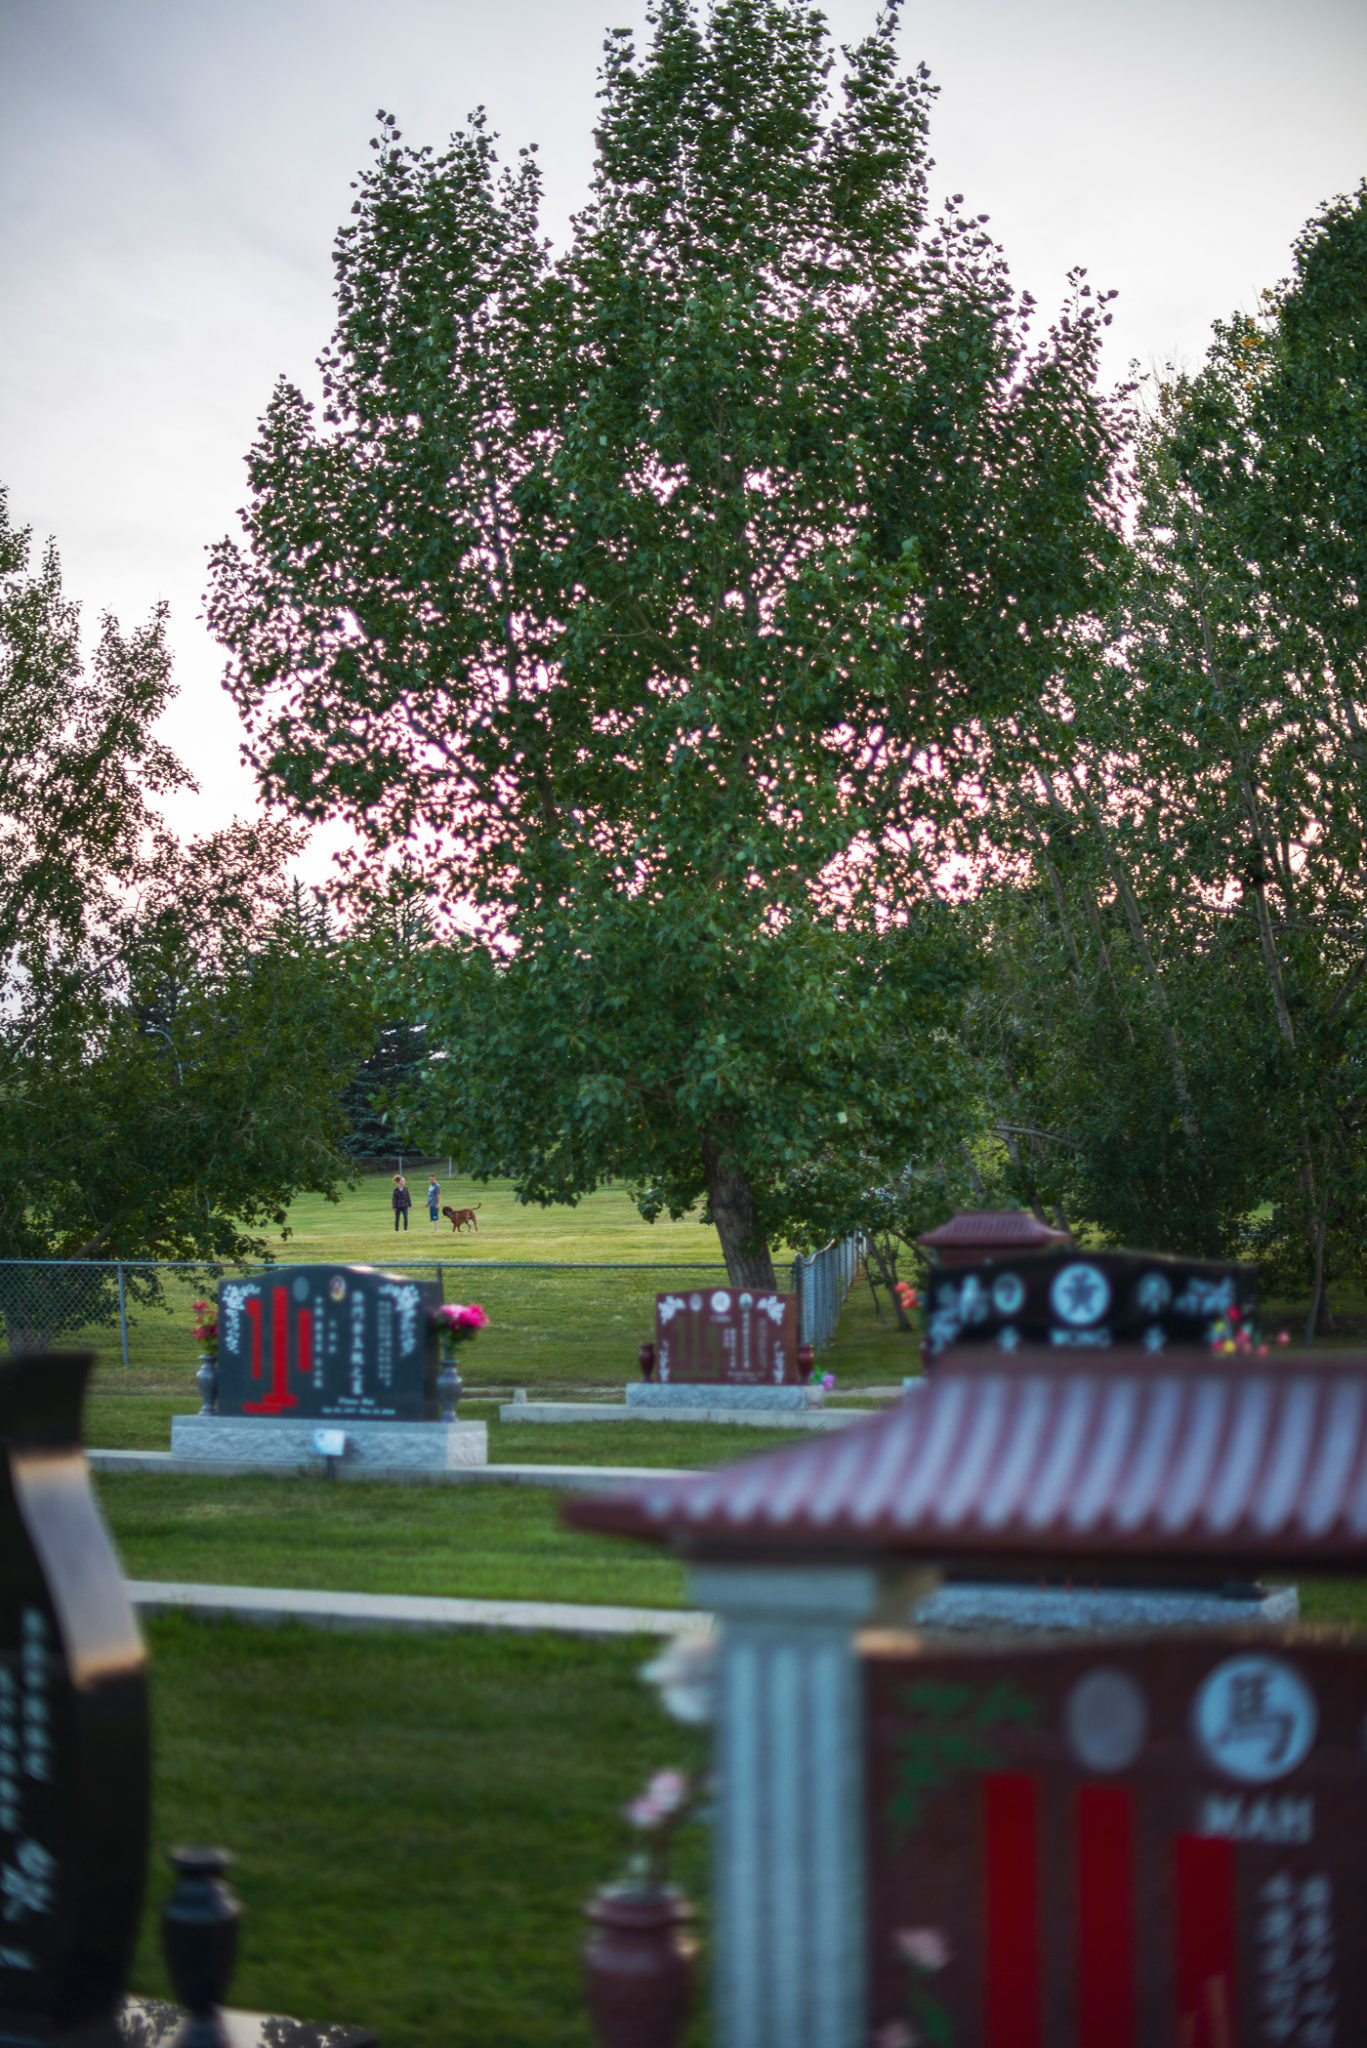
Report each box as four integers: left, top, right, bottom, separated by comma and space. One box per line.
133, 1615, 710, 2047
270, 1173, 729, 1265
98, 1470, 690, 1608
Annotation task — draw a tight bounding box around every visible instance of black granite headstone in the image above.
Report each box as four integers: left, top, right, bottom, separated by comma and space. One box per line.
215, 1266, 443, 1423
0, 1352, 149, 2047
923, 1248, 1258, 1359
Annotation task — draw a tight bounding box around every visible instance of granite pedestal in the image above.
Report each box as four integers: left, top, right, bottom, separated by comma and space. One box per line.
170, 1414, 487, 1472
626, 1382, 822, 1412
497, 1399, 860, 1429
910, 1579, 1299, 1635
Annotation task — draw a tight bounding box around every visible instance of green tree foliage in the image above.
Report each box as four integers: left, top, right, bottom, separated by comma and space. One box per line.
0, 490, 372, 1272
961, 185, 1367, 1332
208, 0, 1122, 1282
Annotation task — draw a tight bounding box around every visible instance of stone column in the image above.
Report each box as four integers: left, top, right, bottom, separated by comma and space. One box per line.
688, 1563, 881, 2048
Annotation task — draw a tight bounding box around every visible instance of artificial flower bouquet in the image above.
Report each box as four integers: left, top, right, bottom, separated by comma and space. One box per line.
429, 1300, 488, 1359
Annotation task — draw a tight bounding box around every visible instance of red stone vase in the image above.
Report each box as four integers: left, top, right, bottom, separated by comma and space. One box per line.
583, 1885, 697, 2048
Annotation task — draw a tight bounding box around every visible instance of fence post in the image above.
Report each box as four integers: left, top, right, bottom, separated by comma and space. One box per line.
116, 1263, 130, 1371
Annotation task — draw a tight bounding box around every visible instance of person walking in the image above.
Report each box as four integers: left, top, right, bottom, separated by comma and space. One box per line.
426, 1175, 441, 1231
392, 1174, 412, 1233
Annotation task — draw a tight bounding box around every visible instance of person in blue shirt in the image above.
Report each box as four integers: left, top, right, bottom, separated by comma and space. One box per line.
427, 1176, 441, 1230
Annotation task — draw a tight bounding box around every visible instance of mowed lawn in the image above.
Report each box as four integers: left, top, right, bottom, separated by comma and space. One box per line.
270, 1172, 728, 1265
99, 1468, 691, 1609
132, 1616, 710, 2048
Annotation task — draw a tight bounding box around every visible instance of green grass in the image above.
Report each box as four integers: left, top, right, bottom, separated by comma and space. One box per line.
99, 1470, 689, 1607
1295, 1580, 1367, 1629
133, 1616, 710, 2047
269, 1172, 728, 1265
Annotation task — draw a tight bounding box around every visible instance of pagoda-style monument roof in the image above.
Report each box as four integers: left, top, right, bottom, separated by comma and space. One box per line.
916, 1208, 1073, 1265
566, 1352, 1367, 1577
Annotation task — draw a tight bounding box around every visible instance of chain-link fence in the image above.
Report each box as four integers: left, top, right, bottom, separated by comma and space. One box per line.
0, 1244, 863, 1391
792, 1232, 867, 1352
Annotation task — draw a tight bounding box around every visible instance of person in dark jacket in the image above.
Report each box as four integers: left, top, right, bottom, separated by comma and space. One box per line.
392, 1174, 412, 1231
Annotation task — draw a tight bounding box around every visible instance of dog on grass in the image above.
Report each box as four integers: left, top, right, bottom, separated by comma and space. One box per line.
442, 1204, 481, 1233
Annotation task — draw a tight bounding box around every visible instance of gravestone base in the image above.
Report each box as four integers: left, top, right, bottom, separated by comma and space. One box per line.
910, 1579, 1299, 1635
498, 1399, 860, 1429
627, 1382, 822, 1411
170, 1414, 487, 1472
120, 1995, 376, 2048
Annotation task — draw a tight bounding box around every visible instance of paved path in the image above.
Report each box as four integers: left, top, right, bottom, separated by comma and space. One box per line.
127, 1578, 710, 1639
90, 1449, 689, 1491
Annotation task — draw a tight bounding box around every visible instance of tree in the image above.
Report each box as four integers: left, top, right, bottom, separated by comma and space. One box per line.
208, 0, 1122, 1283
959, 185, 1367, 1332
0, 489, 373, 1286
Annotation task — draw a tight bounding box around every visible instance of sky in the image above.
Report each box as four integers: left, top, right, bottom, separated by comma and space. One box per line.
1, 0, 1363, 871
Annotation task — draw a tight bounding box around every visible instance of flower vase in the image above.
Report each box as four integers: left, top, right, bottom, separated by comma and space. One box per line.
437, 1358, 463, 1421
583, 1884, 696, 2048
162, 1845, 242, 2047
195, 1356, 218, 1416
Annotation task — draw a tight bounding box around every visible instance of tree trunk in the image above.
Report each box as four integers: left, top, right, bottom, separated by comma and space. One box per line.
701, 1132, 777, 1289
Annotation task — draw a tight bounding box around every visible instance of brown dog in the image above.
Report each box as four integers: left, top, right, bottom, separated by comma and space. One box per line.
442, 1205, 481, 1233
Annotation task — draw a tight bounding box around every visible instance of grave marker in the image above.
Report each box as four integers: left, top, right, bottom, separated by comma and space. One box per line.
923, 1248, 1258, 1359
865, 1632, 1364, 2046
0, 1352, 149, 2047
653, 1288, 798, 1386
215, 1264, 443, 1422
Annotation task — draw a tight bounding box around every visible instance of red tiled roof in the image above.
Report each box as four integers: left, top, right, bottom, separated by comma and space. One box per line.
917, 1210, 1072, 1255
565, 1353, 1367, 1572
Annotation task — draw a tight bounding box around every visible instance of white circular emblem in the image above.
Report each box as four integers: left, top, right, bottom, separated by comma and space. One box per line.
992, 1272, 1026, 1316
1066, 1668, 1148, 1774
1193, 1655, 1317, 1783
1050, 1263, 1111, 1326
710, 1290, 731, 1314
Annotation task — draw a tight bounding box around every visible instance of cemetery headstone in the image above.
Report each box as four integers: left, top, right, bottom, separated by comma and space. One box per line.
0, 1350, 149, 2048
654, 1288, 799, 1386
171, 1265, 488, 1474
625, 1287, 811, 1415
214, 1264, 443, 1421
923, 1247, 1258, 1360
865, 1631, 1364, 2046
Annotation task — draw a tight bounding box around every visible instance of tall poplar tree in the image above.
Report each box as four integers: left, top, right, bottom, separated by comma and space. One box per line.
209, 0, 1122, 1282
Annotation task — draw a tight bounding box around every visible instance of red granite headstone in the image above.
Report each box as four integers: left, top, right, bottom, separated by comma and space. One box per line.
865, 1633, 1367, 2047
654, 1288, 799, 1386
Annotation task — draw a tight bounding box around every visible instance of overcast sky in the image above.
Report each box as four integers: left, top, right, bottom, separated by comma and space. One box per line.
1, 0, 1363, 868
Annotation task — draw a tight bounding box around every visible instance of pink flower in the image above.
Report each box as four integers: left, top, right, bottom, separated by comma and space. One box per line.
896, 1927, 951, 1972
624, 1767, 690, 1830
431, 1302, 488, 1338
874, 2025, 916, 2048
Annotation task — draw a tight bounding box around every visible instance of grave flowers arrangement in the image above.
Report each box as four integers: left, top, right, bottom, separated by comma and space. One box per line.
429, 1301, 488, 1360
617, 1767, 697, 1892
894, 1279, 920, 1321
1208, 1303, 1282, 1357
190, 1299, 218, 1360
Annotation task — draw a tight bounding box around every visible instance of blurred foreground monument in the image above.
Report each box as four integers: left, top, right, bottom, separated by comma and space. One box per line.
572, 1213, 1366, 2048
0, 1350, 376, 2047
